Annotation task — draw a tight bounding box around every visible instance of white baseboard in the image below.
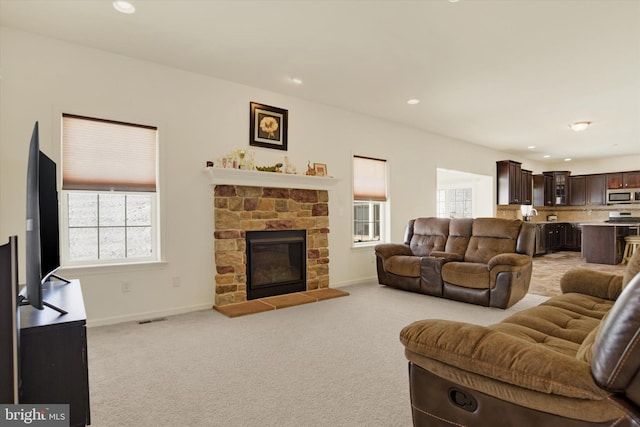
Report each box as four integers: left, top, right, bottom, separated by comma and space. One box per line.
332, 276, 378, 288
87, 303, 213, 328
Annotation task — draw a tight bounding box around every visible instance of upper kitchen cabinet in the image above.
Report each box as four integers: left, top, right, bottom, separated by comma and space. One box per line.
548, 171, 571, 206
586, 174, 607, 205
569, 175, 586, 206
521, 169, 533, 205
607, 171, 640, 189
497, 160, 522, 205
533, 174, 554, 206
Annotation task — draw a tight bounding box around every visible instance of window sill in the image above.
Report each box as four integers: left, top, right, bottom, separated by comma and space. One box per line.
352, 242, 381, 249
59, 260, 168, 276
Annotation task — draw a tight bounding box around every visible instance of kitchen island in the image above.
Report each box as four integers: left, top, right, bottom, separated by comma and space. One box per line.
581, 223, 636, 265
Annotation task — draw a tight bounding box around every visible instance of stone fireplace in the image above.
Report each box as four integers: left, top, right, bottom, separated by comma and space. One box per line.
213, 180, 331, 307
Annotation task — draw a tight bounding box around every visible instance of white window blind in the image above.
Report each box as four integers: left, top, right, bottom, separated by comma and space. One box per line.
62, 114, 157, 192
353, 155, 387, 202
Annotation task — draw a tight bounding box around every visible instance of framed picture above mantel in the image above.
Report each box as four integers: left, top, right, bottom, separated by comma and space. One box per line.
250, 102, 288, 151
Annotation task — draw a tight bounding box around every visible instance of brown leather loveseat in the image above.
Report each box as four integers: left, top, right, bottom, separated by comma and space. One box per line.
400, 249, 640, 426
375, 217, 535, 309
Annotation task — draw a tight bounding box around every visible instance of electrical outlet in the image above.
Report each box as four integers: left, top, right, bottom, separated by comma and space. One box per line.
172, 276, 181, 288
121, 281, 132, 293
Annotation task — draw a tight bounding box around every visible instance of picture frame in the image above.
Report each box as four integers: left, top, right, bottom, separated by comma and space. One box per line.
250, 102, 288, 151
314, 163, 327, 177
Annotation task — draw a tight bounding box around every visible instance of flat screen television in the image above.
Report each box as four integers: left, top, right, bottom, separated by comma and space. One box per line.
21, 122, 68, 315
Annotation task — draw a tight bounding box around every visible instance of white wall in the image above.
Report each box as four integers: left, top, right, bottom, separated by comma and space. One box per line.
0, 27, 617, 326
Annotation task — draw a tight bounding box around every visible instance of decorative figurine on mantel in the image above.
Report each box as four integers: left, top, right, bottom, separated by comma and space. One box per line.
249, 151, 255, 170
306, 161, 316, 176
284, 156, 297, 174
236, 149, 247, 170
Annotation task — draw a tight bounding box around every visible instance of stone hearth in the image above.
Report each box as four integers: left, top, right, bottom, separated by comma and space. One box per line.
214, 184, 330, 306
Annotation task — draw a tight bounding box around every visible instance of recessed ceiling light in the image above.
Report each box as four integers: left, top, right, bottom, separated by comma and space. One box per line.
564, 158, 572, 162
543, 155, 551, 158
407, 99, 420, 105
290, 77, 303, 85
527, 146, 536, 150
113, 1, 135, 14
569, 121, 591, 132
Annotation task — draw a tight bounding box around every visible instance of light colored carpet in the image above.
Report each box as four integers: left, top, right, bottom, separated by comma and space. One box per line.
87, 282, 548, 427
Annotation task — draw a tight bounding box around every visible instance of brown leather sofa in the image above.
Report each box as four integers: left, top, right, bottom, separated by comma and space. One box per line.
400, 249, 640, 426
375, 217, 535, 309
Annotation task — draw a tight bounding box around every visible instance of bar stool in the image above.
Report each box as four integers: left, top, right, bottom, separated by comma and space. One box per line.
622, 235, 640, 265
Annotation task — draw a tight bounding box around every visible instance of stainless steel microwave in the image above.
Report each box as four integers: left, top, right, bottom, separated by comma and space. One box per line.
606, 188, 640, 204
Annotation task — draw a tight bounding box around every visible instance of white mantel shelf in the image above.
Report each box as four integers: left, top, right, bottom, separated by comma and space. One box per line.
203, 167, 340, 191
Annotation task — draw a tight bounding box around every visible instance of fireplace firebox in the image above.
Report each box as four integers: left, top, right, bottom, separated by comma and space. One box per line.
246, 229, 307, 299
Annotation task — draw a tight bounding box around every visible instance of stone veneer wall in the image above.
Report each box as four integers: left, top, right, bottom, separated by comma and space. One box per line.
213, 185, 330, 306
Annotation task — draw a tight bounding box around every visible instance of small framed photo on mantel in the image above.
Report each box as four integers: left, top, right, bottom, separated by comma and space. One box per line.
314, 163, 327, 177
250, 102, 288, 151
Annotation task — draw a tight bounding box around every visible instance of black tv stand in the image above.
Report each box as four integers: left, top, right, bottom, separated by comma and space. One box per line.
20, 280, 90, 426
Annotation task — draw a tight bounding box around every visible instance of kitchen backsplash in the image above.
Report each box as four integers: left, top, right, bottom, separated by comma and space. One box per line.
496, 205, 640, 223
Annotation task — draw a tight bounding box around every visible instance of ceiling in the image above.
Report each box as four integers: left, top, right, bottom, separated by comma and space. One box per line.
1, 0, 639, 164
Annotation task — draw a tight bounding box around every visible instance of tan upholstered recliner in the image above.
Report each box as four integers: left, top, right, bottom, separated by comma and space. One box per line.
399, 249, 640, 426
375, 217, 535, 309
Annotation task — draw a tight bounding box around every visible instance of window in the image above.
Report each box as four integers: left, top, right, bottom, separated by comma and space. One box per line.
437, 188, 473, 218
353, 155, 387, 245
61, 114, 159, 265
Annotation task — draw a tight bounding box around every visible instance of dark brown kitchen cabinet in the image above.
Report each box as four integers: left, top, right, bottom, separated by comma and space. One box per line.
545, 223, 562, 252
497, 160, 522, 205
533, 174, 554, 206
564, 223, 582, 251
624, 171, 640, 188
569, 175, 586, 206
521, 169, 532, 205
607, 171, 640, 189
586, 174, 606, 205
544, 171, 570, 206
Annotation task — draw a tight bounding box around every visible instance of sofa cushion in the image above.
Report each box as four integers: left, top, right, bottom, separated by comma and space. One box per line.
384, 255, 420, 277
443, 218, 473, 257
491, 301, 604, 357
441, 262, 490, 289
541, 292, 614, 320
409, 217, 449, 256
464, 218, 522, 263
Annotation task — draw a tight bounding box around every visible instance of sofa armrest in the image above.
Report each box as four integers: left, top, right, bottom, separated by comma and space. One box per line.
429, 251, 463, 261
560, 268, 623, 301
487, 253, 531, 270
400, 319, 606, 399
374, 243, 412, 259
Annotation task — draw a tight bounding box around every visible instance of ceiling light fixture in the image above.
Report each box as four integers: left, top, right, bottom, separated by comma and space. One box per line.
569, 121, 591, 132
407, 99, 420, 105
564, 158, 572, 162
113, 1, 135, 14
527, 145, 536, 150
290, 77, 303, 85
543, 155, 551, 158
